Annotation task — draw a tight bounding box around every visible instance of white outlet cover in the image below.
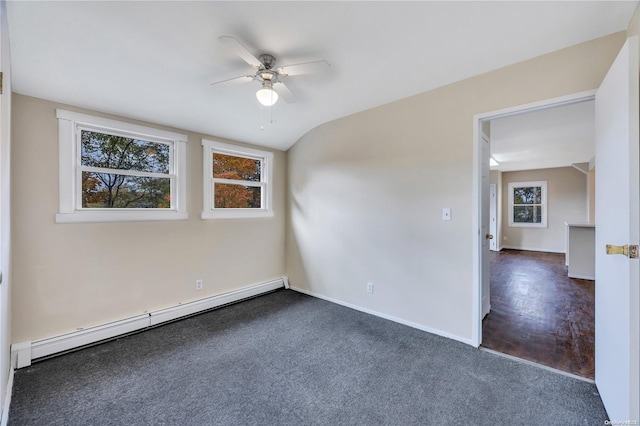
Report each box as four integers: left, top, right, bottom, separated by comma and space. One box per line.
442, 208, 451, 221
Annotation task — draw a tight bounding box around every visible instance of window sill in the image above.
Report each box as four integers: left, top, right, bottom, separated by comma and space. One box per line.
508, 223, 547, 228
56, 211, 189, 224
201, 210, 273, 220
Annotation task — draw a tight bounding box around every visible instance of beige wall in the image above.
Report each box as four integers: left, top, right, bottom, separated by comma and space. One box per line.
285, 32, 625, 342
501, 167, 588, 253
628, 2, 640, 39
11, 95, 286, 342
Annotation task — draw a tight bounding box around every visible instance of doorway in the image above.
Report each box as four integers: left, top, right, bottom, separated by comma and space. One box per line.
472, 91, 597, 373
473, 37, 640, 421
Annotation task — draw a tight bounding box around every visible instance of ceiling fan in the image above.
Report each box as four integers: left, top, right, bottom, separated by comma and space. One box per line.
210, 35, 331, 106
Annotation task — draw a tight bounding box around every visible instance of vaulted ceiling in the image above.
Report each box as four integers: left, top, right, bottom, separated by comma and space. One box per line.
6, 1, 637, 151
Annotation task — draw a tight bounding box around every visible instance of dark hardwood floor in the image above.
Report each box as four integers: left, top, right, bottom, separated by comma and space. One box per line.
482, 249, 595, 379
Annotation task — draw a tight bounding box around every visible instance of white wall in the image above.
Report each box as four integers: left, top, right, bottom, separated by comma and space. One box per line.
11, 95, 287, 343
490, 170, 502, 250
286, 32, 624, 343
501, 167, 588, 253
588, 162, 596, 223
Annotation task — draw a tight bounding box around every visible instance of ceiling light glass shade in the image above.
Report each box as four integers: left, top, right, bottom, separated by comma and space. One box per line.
256, 86, 278, 106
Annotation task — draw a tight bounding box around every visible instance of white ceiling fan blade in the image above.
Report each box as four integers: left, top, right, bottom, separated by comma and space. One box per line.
209, 75, 255, 87
277, 60, 331, 76
218, 35, 262, 68
273, 82, 297, 103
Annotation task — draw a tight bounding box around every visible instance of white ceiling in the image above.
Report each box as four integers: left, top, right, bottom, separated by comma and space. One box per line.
6, 1, 638, 151
490, 100, 595, 172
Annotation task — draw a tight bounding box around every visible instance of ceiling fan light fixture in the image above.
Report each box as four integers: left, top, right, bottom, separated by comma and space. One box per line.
256, 85, 279, 106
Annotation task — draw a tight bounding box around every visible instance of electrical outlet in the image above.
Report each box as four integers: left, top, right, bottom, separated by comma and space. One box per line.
367, 282, 374, 294
195, 279, 203, 290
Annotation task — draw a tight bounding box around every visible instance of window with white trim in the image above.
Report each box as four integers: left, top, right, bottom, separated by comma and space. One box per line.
508, 181, 547, 228
56, 109, 188, 223
202, 139, 273, 219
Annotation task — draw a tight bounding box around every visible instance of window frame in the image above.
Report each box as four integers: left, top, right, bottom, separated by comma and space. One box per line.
201, 139, 273, 220
56, 109, 188, 223
508, 180, 548, 228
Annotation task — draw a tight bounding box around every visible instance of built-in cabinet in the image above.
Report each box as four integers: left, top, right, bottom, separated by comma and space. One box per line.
565, 223, 595, 280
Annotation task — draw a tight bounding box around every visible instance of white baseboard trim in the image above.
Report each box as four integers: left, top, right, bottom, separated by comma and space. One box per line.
30, 315, 150, 363
501, 245, 565, 254
568, 273, 595, 281
12, 277, 285, 367
1, 366, 14, 426
290, 286, 474, 347
149, 278, 284, 326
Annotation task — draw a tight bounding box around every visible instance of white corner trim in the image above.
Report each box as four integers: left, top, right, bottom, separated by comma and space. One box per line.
11, 342, 31, 369
282, 276, 290, 289
0, 367, 14, 426
11, 278, 285, 367
289, 286, 474, 347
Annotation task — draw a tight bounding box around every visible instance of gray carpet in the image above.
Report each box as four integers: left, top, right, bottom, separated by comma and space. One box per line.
9, 289, 608, 425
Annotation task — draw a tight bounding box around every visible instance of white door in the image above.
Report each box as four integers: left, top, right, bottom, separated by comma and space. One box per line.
489, 184, 497, 251
481, 134, 491, 317
594, 36, 639, 421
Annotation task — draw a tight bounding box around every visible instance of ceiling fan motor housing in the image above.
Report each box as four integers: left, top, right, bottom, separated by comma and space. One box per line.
258, 54, 276, 70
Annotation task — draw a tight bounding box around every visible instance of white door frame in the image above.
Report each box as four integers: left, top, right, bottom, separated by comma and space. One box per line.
489, 183, 497, 252
471, 89, 596, 348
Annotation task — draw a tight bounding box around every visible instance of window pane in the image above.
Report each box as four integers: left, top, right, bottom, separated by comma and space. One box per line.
213, 153, 261, 182
214, 183, 261, 208
513, 186, 541, 204
81, 130, 170, 174
513, 205, 542, 223
82, 172, 171, 208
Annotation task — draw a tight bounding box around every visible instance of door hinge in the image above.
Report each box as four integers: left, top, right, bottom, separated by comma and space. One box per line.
0, 72, 3, 95
630, 245, 639, 259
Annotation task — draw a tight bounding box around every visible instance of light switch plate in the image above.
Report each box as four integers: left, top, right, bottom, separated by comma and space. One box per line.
442, 208, 451, 221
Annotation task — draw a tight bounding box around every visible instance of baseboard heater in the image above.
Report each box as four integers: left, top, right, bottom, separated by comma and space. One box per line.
12, 277, 288, 369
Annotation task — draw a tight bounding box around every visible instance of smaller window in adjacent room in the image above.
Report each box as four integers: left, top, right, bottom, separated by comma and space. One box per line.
508, 181, 547, 228
202, 139, 273, 219
56, 109, 188, 223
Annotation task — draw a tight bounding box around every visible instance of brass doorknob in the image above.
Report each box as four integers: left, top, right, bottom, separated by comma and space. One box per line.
486, 234, 494, 240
